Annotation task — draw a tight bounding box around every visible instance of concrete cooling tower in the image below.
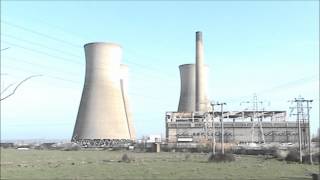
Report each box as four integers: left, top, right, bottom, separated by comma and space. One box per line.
72, 42, 135, 143
178, 64, 195, 112
177, 64, 209, 112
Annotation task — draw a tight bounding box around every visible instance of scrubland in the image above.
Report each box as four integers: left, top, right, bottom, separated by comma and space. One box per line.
1, 149, 319, 179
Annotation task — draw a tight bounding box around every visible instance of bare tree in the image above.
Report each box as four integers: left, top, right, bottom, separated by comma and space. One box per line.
1, 47, 10, 51
1, 83, 15, 94
1, 74, 42, 101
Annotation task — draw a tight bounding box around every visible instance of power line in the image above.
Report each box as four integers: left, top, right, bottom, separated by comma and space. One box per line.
2, 21, 178, 78
3, 62, 177, 96
125, 46, 178, 76
2, 40, 178, 81
1, 20, 82, 48
129, 69, 178, 87
1, 33, 82, 58
123, 58, 176, 78
2, 41, 83, 65
3, 65, 174, 103
3, 56, 177, 89
18, 16, 89, 42
3, 122, 75, 127
4, 65, 81, 84
5, 17, 178, 77
3, 56, 82, 77
223, 75, 318, 105
258, 75, 318, 95
1, 38, 177, 83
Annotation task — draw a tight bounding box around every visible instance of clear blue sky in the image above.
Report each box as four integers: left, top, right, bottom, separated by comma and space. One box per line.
1, 1, 319, 140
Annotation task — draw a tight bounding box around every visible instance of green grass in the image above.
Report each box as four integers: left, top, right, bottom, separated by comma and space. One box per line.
1, 149, 319, 179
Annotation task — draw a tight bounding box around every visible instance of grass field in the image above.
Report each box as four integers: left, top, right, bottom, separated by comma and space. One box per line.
1, 149, 319, 179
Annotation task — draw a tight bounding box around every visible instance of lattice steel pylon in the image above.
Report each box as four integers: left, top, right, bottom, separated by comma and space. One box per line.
240, 94, 266, 144
289, 96, 313, 164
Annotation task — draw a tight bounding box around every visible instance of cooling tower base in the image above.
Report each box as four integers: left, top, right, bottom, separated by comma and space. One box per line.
71, 138, 133, 148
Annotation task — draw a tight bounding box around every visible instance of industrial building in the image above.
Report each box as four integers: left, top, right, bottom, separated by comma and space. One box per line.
166, 111, 309, 145
72, 42, 135, 147
165, 31, 308, 146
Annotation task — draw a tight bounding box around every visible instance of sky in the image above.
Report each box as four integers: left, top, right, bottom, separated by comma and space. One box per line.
1, 1, 319, 140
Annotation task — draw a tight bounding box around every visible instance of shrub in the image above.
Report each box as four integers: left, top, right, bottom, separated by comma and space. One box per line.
313, 152, 320, 164
284, 151, 320, 164
274, 150, 289, 160
285, 151, 300, 162
311, 173, 319, 180
121, 153, 131, 163
62, 143, 81, 151
302, 152, 320, 164
63, 146, 80, 151
184, 154, 191, 161
208, 153, 235, 162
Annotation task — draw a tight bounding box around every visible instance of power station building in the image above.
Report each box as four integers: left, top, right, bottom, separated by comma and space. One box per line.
72, 42, 135, 147
166, 111, 310, 145
70, 34, 308, 148
165, 32, 308, 146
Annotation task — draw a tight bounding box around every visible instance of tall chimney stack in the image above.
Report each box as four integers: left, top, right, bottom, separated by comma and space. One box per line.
195, 31, 205, 112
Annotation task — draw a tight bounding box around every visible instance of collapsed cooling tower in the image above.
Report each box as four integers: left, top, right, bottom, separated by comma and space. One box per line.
195, 31, 206, 112
72, 42, 133, 140
120, 64, 136, 140
178, 64, 209, 112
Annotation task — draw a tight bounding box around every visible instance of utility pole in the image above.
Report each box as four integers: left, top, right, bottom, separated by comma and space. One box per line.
220, 102, 226, 155
297, 100, 303, 163
210, 102, 216, 155
204, 112, 208, 140
259, 108, 266, 144
213, 102, 226, 154
306, 100, 313, 164
289, 96, 313, 164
